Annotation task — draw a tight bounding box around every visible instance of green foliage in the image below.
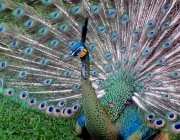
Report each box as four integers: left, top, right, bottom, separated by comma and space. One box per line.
170, 134, 180, 140
160, 128, 180, 140
0, 95, 80, 140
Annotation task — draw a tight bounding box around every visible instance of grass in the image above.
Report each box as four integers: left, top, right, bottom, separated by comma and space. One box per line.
0, 94, 179, 140
0, 95, 80, 140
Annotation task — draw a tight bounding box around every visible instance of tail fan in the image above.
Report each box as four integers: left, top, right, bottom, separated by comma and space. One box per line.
0, 0, 179, 139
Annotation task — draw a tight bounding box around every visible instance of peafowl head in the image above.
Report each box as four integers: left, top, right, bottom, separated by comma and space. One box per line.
68, 18, 89, 59
68, 41, 88, 58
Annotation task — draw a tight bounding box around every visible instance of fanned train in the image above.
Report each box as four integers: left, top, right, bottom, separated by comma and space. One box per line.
0, 0, 180, 139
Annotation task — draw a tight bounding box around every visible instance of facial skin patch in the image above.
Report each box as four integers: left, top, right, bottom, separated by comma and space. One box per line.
78, 48, 88, 57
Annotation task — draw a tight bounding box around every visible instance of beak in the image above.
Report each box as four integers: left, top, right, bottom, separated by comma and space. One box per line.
66, 51, 74, 59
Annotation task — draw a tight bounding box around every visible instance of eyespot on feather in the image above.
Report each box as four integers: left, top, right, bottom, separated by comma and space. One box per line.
13, 8, 24, 17
5, 89, 14, 97
169, 122, 180, 134
64, 108, 74, 118
166, 112, 178, 121
72, 104, 79, 113
0, 61, 7, 70
58, 100, 66, 108
19, 91, 28, 100
60, 109, 66, 117
38, 102, 47, 110
28, 98, 37, 106
41, 0, 52, 4
46, 105, 54, 115
154, 119, 166, 129
53, 107, 61, 117
146, 113, 155, 121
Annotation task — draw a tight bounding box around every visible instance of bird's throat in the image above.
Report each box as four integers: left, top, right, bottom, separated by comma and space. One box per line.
80, 52, 90, 80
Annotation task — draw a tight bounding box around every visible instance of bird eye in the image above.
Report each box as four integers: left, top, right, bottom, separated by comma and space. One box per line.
75, 47, 84, 55
77, 48, 81, 53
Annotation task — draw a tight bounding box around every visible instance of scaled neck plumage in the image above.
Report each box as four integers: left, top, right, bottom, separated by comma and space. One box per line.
79, 48, 90, 80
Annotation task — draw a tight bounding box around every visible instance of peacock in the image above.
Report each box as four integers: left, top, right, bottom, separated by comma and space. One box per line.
0, 0, 180, 139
